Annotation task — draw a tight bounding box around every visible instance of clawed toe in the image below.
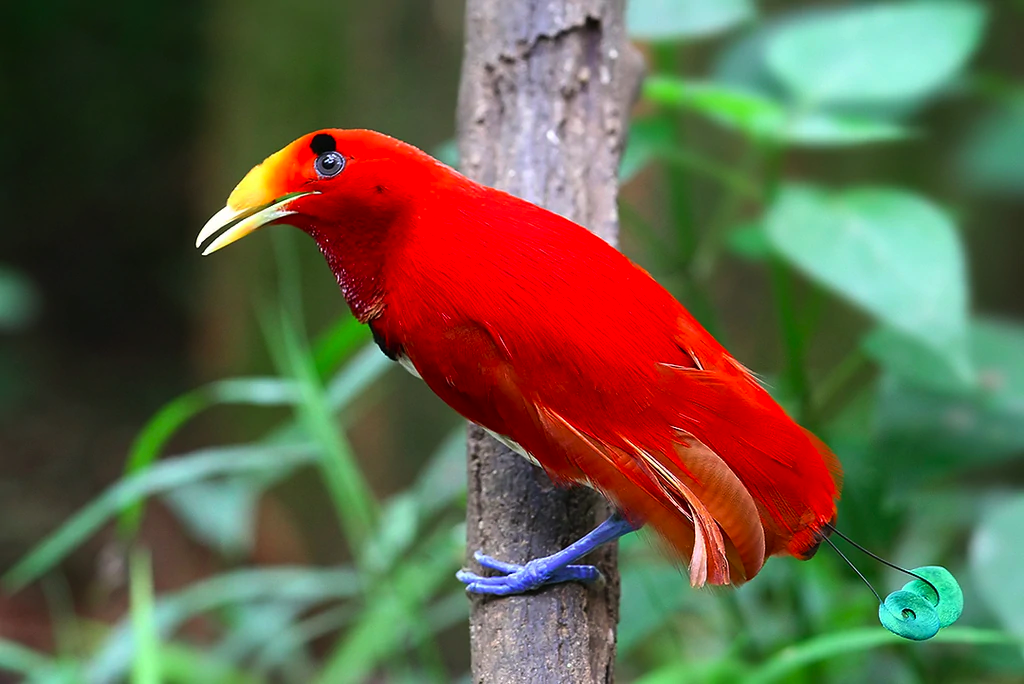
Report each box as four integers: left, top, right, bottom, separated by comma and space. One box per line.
473, 551, 521, 574
457, 549, 604, 595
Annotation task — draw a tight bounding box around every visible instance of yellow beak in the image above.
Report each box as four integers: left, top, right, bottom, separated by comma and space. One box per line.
195, 191, 317, 256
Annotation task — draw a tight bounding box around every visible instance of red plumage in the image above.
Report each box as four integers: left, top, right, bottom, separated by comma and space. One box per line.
202, 129, 843, 586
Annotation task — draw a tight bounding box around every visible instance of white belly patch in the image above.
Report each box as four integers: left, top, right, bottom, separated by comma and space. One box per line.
395, 352, 422, 379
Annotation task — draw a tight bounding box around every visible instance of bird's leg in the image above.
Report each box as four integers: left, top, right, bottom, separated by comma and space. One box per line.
457, 512, 639, 596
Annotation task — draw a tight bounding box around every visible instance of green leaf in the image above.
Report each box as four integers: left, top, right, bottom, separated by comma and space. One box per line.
643, 77, 911, 145
726, 221, 773, 261
766, 184, 970, 376
325, 342, 394, 410
87, 566, 361, 683
129, 548, 160, 684
264, 308, 379, 557
363, 494, 419, 574
864, 326, 976, 394
162, 479, 263, 556
971, 496, 1024, 639
958, 95, 1024, 196
154, 643, 261, 684
3, 444, 320, 591
785, 111, 912, 146
316, 529, 462, 684
878, 318, 1024, 466
410, 428, 467, 516
312, 314, 372, 378
0, 265, 40, 332
620, 117, 675, 184
635, 658, 747, 684
766, 1, 987, 105
216, 603, 306, 664
622, 102, 762, 196
627, 0, 755, 41
712, 14, 791, 96
118, 377, 302, 535
744, 627, 1015, 684
0, 639, 60, 679
645, 77, 784, 138
121, 337, 384, 538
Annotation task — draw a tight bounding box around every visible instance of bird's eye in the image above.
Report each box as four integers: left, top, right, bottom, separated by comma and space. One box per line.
315, 151, 345, 178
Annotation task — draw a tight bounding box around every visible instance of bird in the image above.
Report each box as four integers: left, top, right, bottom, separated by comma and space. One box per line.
196, 128, 843, 593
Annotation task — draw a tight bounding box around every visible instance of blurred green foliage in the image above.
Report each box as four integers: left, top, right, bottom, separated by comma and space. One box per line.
3, 0, 1024, 682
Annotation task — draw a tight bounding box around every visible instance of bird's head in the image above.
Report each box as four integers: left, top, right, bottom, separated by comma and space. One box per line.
197, 128, 451, 320
196, 128, 442, 256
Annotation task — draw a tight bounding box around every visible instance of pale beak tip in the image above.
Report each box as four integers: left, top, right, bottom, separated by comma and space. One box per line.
195, 193, 313, 256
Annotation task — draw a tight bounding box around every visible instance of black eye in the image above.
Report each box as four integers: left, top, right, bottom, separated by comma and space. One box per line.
315, 151, 345, 178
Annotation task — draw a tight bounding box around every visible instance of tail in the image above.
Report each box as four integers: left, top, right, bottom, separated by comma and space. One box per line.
656, 357, 844, 563
529, 356, 840, 587
528, 356, 841, 587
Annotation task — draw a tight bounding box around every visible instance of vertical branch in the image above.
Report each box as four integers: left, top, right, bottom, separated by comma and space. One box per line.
456, 1, 643, 681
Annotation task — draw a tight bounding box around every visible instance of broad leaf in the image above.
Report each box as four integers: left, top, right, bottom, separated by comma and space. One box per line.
644, 78, 911, 145
878, 318, 1024, 465
864, 326, 975, 394
766, 185, 970, 374
627, 0, 755, 41
712, 16, 781, 96
766, 1, 987, 105
958, 96, 1024, 196
785, 111, 911, 146
971, 495, 1024, 639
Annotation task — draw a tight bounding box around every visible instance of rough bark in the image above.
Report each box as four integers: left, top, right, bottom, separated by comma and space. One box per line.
456, 1, 643, 682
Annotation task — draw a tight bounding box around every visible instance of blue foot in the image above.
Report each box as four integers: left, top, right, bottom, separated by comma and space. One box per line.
457, 513, 638, 596
458, 551, 603, 595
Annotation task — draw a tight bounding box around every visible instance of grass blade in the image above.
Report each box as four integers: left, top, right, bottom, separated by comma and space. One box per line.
157, 642, 265, 684
119, 378, 302, 535
129, 548, 160, 684
263, 307, 379, 560
744, 627, 1019, 684
0, 638, 58, 678
316, 527, 463, 684
88, 566, 361, 683
4, 444, 319, 591
325, 344, 392, 411
313, 315, 371, 379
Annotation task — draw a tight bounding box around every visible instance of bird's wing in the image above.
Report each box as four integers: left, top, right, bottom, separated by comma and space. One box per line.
403, 317, 774, 585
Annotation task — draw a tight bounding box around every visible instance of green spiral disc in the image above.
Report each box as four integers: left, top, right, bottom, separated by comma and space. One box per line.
879, 589, 941, 641
901, 565, 963, 628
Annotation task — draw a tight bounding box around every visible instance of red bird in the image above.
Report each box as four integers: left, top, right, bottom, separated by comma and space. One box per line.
197, 129, 842, 592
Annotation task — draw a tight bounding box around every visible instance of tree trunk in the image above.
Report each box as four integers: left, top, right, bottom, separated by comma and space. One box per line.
456, 1, 643, 681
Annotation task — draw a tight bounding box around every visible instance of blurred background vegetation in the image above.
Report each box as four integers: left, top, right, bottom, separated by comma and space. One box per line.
2, 0, 1023, 682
